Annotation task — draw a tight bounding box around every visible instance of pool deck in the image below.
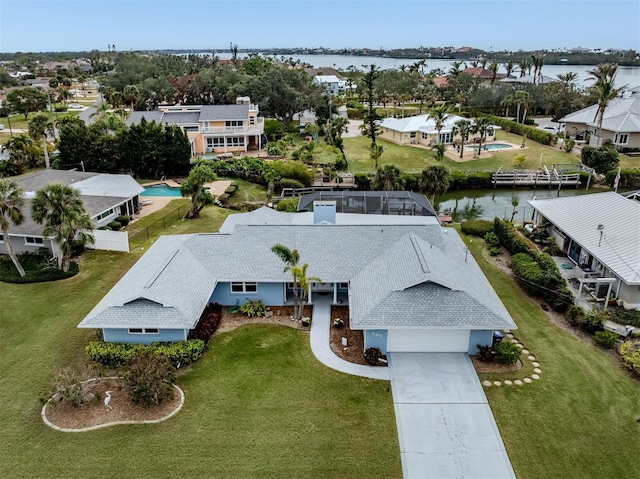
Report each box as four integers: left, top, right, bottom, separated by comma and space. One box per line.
142, 180, 232, 197
445, 141, 520, 163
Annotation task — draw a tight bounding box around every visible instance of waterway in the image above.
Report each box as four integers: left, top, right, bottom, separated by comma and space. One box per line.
214, 53, 640, 88
433, 186, 610, 222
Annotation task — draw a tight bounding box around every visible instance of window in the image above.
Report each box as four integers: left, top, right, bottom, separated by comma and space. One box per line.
225, 120, 243, 128
422, 132, 428, 139
184, 126, 199, 133
96, 209, 114, 221
128, 328, 159, 334
25, 237, 44, 245
226, 137, 245, 146
207, 137, 225, 148
339, 282, 349, 289
0, 234, 3, 242
231, 282, 257, 293
615, 133, 629, 145
410, 132, 416, 138
249, 116, 255, 125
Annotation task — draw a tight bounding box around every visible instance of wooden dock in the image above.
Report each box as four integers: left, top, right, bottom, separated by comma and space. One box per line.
492, 165, 580, 187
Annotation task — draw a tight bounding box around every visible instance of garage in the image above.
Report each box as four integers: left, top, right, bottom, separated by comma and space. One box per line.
387, 329, 470, 353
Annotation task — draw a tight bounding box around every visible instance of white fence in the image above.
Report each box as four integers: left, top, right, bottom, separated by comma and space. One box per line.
86, 230, 130, 253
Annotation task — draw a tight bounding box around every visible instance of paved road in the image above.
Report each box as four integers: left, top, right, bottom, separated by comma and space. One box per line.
389, 352, 516, 479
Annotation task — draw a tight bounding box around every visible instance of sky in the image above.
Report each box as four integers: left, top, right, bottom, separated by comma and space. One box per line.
1, 0, 639, 53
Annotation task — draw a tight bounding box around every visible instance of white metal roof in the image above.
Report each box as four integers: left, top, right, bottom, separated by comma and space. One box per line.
528, 192, 640, 284
559, 97, 640, 133
380, 114, 468, 134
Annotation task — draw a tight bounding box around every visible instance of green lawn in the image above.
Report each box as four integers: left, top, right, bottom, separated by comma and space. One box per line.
219, 177, 267, 206
343, 135, 438, 174
0, 111, 82, 131
463, 232, 640, 479
0, 203, 401, 479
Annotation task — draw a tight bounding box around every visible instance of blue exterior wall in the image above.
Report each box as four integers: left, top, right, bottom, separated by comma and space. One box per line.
103, 328, 187, 344
209, 282, 285, 306
364, 329, 388, 354
468, 330, 493, 354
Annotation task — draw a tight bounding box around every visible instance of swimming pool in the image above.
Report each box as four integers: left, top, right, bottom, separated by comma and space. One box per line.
140, 184, 184, 197
469, 143, 513, 151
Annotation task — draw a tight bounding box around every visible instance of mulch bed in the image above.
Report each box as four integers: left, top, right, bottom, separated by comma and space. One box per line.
470, 357, 522, 374
216, 305, 313, 334
329, 306, 368, 365
43, 378, 181, 429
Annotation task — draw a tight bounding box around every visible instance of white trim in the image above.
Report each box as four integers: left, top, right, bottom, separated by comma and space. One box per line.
24, 236, 44, 246
128, 328, 160, 334
230, 281, 258, 294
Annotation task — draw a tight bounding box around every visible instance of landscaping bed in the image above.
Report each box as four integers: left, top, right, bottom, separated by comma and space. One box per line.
330, 306, 367, 365
216, 305, 313, 334
0, 252, 79, 283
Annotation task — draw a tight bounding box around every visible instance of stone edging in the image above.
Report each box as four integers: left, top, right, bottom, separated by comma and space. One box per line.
41, 377, 185, 432
481, 331, 542, 387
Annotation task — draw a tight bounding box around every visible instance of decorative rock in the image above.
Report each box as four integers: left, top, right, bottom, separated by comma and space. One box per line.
482, 380, 492, 387
524, 377, 532, 383
514, 380, 523, 385
532, 361, 540, 367
503, 330, 511, 334
522, 349, 530, 355
506, 334, 514, 339
504, 380, 513, 385
531, 374, 540, 380
341, 337, 348, 347
493, 381, 502, 386
511, 339, 519, 344
534, 368, 542, 374
528, 355, 536, 361
516, 343, 523, 349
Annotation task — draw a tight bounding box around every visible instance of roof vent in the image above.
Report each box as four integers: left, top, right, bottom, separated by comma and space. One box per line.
313, 201, 336, 225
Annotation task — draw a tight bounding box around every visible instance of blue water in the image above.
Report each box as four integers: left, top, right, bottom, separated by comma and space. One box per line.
141, 184, 183, 197
469, 143, 513, 151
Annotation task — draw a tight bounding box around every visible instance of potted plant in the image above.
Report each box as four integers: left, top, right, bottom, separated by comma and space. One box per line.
333, 318, 345, 329
301, 316, 311, 327
607, 294, 617, 306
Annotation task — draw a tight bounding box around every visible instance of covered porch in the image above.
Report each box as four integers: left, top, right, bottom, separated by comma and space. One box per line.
284, 281, 349, 306
552, 256, 618, 311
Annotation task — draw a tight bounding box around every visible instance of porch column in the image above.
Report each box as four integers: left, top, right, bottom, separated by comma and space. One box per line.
307, 283, 312, 304
244, 134, 248, 152
333, 283, 338, 304
604, 282, 613, 310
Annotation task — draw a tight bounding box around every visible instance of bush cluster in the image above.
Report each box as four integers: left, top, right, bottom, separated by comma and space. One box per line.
276, 197, 299, 212
86, 340, 205, 368
581, 145, 620, 174
483, 115, 557, 145
239, 299, 267, 317
493, 341, 521, 365
593, 331, 619, 349
619, 341, 640, 376
460, 219, 493, 237
188, 303, 222, 343
448, 171, 493, 190
604, 168, 640, 189
0, 253, 79, 284
122, 352, 175, 408
564, 306, 608, 334
364, 347, 383, 366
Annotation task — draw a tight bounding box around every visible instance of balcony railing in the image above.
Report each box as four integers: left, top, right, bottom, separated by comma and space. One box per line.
202, 117, 264, 135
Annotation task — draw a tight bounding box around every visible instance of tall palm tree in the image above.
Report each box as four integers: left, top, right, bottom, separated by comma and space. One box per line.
28, 113, 54, 169
427, 104, 451, 144
31, 184, 95, 272
472, 117, 492, 157
501, 93, 515, 119
370, 143, 384, 170
452, 119, 472, 158
514, 90, 531, 123
448, 61, 465, 76
556, 72, 579, 91
271, 244, 320, 320
420, 165, 451, 205
431, 143, 446, 162
587, 63, 626, 147
0, 179, 26, 276
488, 61, 500, 84
372, 164, 404, 191
531, 54, 545, 84
123, 84, 140, 111
517, 58, 531, 78
503, 60, 515, 78
3, 134, 39, 171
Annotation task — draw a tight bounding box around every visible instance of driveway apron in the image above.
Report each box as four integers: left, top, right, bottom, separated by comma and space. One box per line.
389, 352, 515, 479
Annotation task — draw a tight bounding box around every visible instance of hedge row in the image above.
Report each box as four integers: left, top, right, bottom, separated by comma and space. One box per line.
484, 115, 557, 145
0, 256, 79, 284
460, 219, 494, 237
86, 340, 205, 368
604, 168, 640, 189
449, 171, 494, 190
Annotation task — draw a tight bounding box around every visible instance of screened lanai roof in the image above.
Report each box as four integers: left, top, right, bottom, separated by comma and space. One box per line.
296, 191, 437, 217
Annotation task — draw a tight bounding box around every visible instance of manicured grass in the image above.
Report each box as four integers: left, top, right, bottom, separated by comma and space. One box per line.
462, 231, 640, 479
0, 202, 400, 478
219, 177, 267, 205
0, 111, 82, 131
619, 153, 640, 169
343, 135, 437, 174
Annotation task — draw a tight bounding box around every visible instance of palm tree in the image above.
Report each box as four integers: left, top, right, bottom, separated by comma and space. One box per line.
370, 143, 384, 170
531, 54, 545, 84
503, 60, 515, 78
3, 134, 39, 171
431, 143, 446, 162
587, 63, 626, 147
427, 104, 451, 144
448, 61, 465, 76
31, 184, 95, 272
517, 58, 531, 78
180, 163, 217, 219
270, 244, 320, 320
452, 119, 472, 158
123, 85, 140, 111
501, 93, 515, 119
472, 117, 492, 157
328, 117, 349, 163
372, 164, 404, 191
28, 113, 54, 169
488, 61, 500, 84
556, 72, 579, 91
514, 90, 531, 123
420, 165, 451, 205
0, 179, 26, 276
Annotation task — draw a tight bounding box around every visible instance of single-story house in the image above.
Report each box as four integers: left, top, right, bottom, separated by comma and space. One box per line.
78, 202, 516, 353
0, 170, 143, 257
127, 97, 264, 156
296, 191, 438, 217
528, 192, 640, 310
313, 75, 355, 96
559, 91, 640, 149
500, 75, 558, 85
379, 114, 497, 146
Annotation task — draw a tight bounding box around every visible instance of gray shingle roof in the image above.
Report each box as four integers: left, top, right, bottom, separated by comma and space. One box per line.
17, 170, 98, 191
126, 111, 164, 126
79, 211, 516, 332
161, 111, 201, 124
199, 104, 249, 121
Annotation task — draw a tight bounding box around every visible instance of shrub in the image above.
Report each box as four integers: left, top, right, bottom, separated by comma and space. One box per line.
513, 154, 526, 168
51, 365, 96, 407
609, 309, 640, 328
466, 171, 493, 189
581, 145, 620, 174
493, 341, 521, 364
593, 331, 619, 349
461, 219, 493, 237
563, 139, 576, 153
189, 303, 222, 343
511, 253, 544, 293
108, 221, 122, 231
279, 178, 305, 190
0, 253, 79, 284
489, 247, 501, 256
604, 168, 640, 189
276, 197, 299, 212
619, 341, 640, 376
333, 318, 345, 329
401, 173, 419, 191
240, 299, 267, 317
484, 115, 556, 145
484, 231, 500, 249
270, 160, 314, 186
354, 173, 372, 191
364, 347, 383, 365
115, 215, 131, 226
565, 305, 586, 327
123, 351, 175, 408
476, 344, 495, 362
86, 340, 205, 367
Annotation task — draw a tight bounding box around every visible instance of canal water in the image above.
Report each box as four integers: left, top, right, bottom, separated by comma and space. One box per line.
434, 186, 610, 222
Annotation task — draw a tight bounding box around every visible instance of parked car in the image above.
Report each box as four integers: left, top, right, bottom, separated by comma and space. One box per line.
68, 103, 83, 109
0, 124, 4, 130
540, 125, 559, 135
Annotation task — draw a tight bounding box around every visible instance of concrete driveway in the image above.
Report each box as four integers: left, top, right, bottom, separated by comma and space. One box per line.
389, 353, 515, 479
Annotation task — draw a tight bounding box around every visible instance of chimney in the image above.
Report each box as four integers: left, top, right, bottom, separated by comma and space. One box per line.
313, 201, 336, 224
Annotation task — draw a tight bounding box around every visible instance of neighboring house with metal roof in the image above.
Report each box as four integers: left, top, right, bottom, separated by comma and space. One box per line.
528, 192, 640, 309
313, 75, 355, 96
78, 202, 516, 353
559, 91, 640, 148
126, 97, 264, 156
379, 114, 497, 146
0, 170, 143, 257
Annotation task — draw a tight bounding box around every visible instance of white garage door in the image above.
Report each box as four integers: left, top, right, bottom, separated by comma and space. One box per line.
387, 329, 470, 353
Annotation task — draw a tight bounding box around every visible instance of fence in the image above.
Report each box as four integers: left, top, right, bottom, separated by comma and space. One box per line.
128, 205, 187, 249
87, 230, 130, 252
